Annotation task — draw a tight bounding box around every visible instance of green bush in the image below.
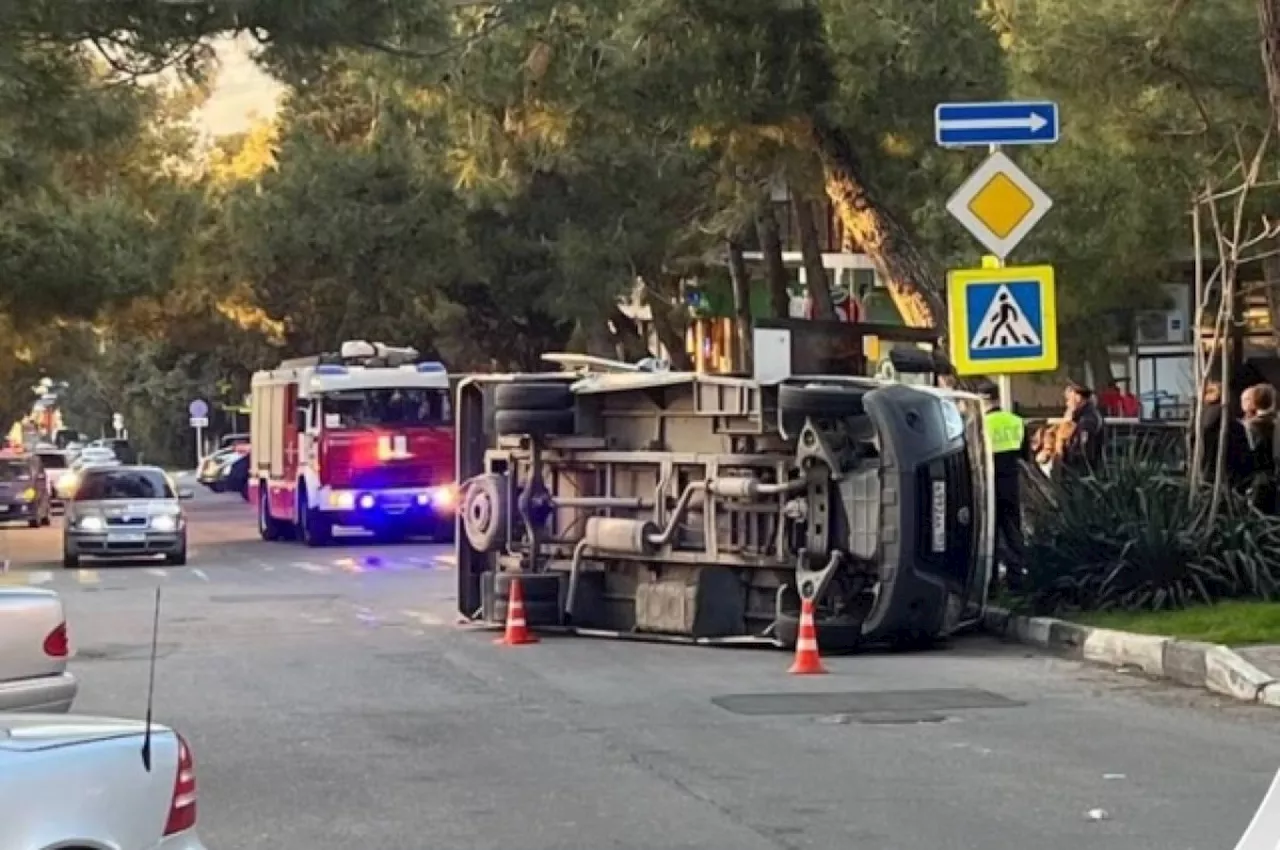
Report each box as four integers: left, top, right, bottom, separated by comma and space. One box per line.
1018, 450, 1280, 615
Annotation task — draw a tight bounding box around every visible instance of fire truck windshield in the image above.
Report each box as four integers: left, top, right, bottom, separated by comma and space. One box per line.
321, 388, 452, 428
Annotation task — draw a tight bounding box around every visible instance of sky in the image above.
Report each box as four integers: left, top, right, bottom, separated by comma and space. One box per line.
193, 34, 283, 138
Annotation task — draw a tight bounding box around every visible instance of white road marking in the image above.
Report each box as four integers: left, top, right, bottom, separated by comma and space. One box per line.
76, 569, 99, 585
145, 568, 168, 578
434, 553, 458, 567
192, 568, 209, 581
26, 570, 52, 585
292, 561, 330, 574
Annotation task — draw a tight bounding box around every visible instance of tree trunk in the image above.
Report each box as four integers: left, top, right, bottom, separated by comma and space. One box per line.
1259, 0, 1280, 134
727, 237, 753, 373
792, 196, 836, 319
809, 118, 945, 333
1084, 346, 1115, 392
644, 276, 694, 371
755, 204, 791, 318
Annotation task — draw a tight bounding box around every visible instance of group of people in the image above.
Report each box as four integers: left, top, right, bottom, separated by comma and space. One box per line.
979, 379, 1108, 592
1199, 380, 1279, 512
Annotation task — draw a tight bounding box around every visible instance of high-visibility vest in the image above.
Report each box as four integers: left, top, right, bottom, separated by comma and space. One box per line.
986, 409, 1026, 455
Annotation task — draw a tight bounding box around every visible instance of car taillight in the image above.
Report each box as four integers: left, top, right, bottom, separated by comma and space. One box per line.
42, 622, 68, 658
163, 734, 197, 836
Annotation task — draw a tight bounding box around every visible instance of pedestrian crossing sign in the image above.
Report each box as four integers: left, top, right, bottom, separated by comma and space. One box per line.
947, 264, 1057, 376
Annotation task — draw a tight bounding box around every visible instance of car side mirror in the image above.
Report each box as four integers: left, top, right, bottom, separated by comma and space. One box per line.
178, 488, 195, 500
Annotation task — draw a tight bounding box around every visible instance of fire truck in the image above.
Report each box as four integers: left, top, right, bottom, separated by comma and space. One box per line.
249, 340, 458, 546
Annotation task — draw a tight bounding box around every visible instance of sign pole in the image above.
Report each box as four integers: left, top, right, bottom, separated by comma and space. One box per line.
985, 140, 1015, 413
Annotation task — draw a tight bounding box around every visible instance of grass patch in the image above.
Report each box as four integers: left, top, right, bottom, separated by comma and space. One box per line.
1073, 601, 1280, 646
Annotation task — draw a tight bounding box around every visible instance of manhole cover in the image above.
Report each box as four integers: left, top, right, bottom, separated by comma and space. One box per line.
207, 593, 340, 604
711, 688, 1021, 717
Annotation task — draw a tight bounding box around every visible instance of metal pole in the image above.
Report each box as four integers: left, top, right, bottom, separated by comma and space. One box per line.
986, 141, 1015, 412
194, 425, 204, 470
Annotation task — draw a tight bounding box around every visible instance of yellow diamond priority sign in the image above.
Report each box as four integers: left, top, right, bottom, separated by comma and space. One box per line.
946, 151, 1052, 259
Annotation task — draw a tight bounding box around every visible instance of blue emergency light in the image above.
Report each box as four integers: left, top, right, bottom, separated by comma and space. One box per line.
315, 364, 348, 375
416, 361, 446, 373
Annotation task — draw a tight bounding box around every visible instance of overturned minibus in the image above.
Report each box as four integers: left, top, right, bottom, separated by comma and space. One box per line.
454, 319, 994, 651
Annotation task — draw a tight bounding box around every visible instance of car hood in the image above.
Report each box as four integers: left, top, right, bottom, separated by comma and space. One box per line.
72, 500, 180, 517
0, 714, 160, 753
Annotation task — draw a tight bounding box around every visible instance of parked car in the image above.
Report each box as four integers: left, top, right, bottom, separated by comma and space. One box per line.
0, 714, 206, 849
34, 449, 69, 510
63, 466, 193, 569
0, 451, 52, 528
199, 451, 249, 500
196, 447, 240, 489
219, 432, 250, 452
0, 586, 76, 713
223, 452, 250, 500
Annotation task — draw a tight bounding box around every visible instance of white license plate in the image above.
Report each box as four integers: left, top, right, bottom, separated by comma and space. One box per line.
0, 505, 9, 513
930, 481, 947, 553
107, 532, 147, 543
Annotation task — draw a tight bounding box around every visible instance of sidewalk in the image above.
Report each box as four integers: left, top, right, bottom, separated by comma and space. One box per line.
985, 607, 1280, 709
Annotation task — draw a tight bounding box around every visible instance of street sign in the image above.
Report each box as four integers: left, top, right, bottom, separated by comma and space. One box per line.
945, 151, 1052, 260
946, 265, 1058, 376
111, 413, 124, 429
189, 416, 209, 428
934, 100, 1059, 147
188, 399, 208, 418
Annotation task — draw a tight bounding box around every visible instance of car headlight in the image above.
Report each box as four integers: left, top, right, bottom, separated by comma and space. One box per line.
21, 487, 36, 501
77, 516, 105, 532
151, 514, 179, 532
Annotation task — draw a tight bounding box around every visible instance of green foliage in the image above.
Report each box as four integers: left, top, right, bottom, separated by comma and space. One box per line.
1020, 450, 1280, 615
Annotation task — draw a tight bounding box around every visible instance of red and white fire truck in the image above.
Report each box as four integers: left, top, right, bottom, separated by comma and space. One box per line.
249, 340, 457, 546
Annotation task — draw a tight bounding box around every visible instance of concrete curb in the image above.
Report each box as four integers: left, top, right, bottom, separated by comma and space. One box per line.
983, 607, 1279, 708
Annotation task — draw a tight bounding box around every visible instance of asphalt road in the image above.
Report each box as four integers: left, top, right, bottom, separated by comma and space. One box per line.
3, 478, 1279, 849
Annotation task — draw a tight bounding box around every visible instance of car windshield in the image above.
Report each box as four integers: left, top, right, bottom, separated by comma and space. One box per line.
36, 453, 66, 469
0, 460, 31, 482
75, 469, 173, 501
322, 388, 452, 428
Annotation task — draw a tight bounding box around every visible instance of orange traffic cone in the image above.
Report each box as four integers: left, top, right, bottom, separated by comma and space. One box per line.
495, 576, 539, 646
787, 598, 827, 674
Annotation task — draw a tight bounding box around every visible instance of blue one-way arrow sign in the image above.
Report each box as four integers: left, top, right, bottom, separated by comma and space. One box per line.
934, 101, 1059, 147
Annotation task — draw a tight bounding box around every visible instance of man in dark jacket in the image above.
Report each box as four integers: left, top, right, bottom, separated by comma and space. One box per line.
1060, 381, 1105, 473
1199, 380, 1250, 488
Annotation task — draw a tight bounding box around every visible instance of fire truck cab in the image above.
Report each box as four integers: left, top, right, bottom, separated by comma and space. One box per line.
249, 340, 458, 546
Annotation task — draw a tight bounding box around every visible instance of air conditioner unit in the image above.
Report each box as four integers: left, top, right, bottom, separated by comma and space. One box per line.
1135, 310, 1187, 344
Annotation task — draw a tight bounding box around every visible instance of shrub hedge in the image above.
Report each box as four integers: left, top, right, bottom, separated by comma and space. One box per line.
1017, 448, 1280, 616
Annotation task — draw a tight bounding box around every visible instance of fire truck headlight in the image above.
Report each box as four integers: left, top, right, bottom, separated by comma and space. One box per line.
431, 484, 458, 511
327, 491, 356, 510
358, 493, 376, 510
415, 492, 431, 507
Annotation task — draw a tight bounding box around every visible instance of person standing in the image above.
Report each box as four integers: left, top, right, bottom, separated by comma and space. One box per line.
1199, 380, 1250, 489
1060, 381, 1105, 474
1242, 383, 1278, 513
980, 381, 1029, 592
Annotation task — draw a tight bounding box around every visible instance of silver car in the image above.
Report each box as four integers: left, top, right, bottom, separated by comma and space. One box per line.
0, 586, 76, 712
63, 465, 193, 569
